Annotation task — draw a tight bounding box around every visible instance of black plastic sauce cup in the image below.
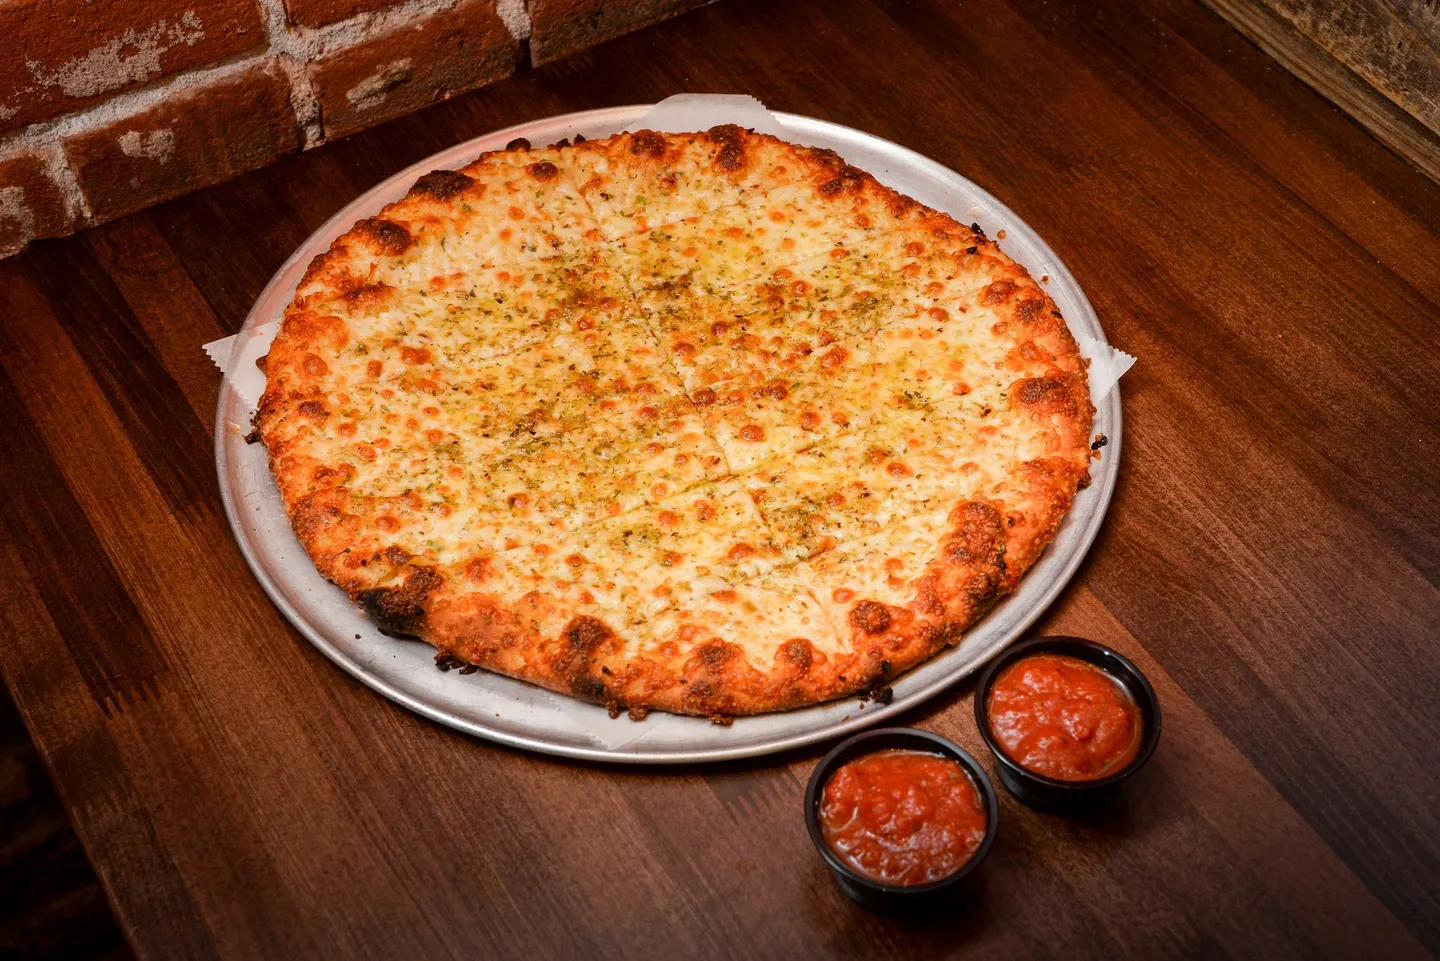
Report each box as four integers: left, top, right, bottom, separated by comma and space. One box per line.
974, 636, 1161, 814
804, 728, 999, 912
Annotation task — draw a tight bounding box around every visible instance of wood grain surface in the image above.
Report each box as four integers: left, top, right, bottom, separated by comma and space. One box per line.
1201, 0, 1440, 184
1214, 0, 1440, 135
1, 0, 1438, 957
0, 687, 131, 960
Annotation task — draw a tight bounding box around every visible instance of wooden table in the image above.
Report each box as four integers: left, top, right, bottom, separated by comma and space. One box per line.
2, 0, 1437, 957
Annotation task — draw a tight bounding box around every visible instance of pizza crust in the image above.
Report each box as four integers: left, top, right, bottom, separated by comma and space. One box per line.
257, 126, 1095, 718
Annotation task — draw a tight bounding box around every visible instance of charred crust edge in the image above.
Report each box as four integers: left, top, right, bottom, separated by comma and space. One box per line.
629, 129, 666, 158
410, 169, 475, 200
357, 567, 442, 638
352, 217, 413, 255
555, 615, 617, 700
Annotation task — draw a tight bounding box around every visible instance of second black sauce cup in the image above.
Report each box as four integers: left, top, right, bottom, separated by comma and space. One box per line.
973, 636, 1162, 814
804, 727, 999, 912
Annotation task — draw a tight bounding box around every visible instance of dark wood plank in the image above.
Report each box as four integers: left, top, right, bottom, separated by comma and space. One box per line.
1199, 0, 1440, 185
0, 0, 1437, 957
0, 684, 132, 961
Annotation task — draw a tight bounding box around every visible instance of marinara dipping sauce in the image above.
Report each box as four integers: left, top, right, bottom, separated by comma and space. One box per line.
986, 652, 1143, 781
818, 749, 988, 886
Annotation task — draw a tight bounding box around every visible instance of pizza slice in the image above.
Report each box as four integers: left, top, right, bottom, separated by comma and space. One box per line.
261, 248, 636, 416
259, 319, 686, 502
289, 145, 601, 310
745, 408, 999, 563
438, 477, 784, 637
472, 403, 729, 534
637, 259, 907, 397
566, 126, 824, 240
613, 204, 762, 291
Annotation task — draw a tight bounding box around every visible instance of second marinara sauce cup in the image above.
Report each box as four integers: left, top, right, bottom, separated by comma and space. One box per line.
804, 728, 999, 911
974, 636, 1161, 813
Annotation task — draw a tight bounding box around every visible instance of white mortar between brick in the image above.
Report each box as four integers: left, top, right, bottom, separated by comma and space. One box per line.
497, 0, 532, 41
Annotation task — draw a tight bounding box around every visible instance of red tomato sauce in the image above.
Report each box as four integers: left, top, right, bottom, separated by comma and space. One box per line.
986, 653, 1142, 781
818, 749, 987, 886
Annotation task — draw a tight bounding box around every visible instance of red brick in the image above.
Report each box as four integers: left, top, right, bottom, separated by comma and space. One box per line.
529, 0, 713, 65
282, 0, 401, 29
0, 0, 266, 134
309, 0, 521, 140
0, 150, 79, 257
64, 60, 301, 224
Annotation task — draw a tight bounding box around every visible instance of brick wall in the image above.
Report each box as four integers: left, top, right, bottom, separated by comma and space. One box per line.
0, 0, 715, 257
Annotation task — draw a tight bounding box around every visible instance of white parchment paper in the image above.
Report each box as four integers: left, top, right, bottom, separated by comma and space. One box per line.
621, 93, 786, 137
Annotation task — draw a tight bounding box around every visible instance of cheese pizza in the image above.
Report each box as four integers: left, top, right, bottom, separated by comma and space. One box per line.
255, 125, 1095, 720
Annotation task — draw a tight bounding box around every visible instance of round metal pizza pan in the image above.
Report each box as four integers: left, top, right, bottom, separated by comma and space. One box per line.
215, 104, 1123, 764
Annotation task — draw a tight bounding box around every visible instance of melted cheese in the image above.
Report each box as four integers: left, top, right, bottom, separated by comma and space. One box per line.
467, 479, 780, 632
799, 510, 956, 625
746, 409, 995, 562
295, 249, 634, 397
643, 565, 844, 662
564, 131, 815, 240
617, 205, 775, 291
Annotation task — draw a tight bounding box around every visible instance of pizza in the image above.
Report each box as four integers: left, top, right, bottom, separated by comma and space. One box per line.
254, 125, 1095, 720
